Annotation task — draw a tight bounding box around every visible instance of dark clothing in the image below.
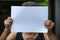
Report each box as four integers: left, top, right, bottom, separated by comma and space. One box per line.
15, 33, 23, 40
15, 32, 45, 40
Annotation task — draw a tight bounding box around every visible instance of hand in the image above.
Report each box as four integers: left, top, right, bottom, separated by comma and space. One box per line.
44, 20, 54, 29
4, 17, 13, 29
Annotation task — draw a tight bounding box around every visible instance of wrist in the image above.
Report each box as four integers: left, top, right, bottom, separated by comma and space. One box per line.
5, 28, 11, 31
4, 28, 11, 34
48, 28, 52, 30
5, 25, 11, 30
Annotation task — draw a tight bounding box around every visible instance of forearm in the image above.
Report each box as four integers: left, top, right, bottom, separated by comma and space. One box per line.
44, 33, 49, 40
48, 29, 57, 40
0, 28, 10, 40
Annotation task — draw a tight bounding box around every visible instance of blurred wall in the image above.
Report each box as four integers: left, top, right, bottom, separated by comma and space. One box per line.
55, 0, 60, 39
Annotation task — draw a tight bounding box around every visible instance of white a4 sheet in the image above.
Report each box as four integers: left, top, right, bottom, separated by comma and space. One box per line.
11, 6, 48, 33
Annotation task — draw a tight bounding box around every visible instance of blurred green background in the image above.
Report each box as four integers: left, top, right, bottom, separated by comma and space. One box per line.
35, 0, 48, 6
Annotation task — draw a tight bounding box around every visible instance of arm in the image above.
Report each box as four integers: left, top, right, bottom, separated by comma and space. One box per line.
44, 30, 57, 40
0, 17, 13, 40
2, 17, 17, 40
48, 29, 57, 40
0, 28, 10, 40
6, 32, 17, 40
44, 33, 49, 40
44, 20, 57, 40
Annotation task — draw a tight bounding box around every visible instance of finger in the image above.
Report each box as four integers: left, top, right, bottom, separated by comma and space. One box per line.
45, 20, 52, 22
7, 19, 13, 25
7, 17, 13, 21
50, 22, 54, 27
7, 18, 13, 22
8, 17, 12, 19
45, 20, 52, 26
46, 22, 54, 29
4, 19, 13, 25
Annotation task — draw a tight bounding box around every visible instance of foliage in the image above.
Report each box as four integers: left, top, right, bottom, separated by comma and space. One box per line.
35, 0, 48, 6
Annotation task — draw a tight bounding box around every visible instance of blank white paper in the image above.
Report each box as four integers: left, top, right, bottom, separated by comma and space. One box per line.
11, 6, 48, 33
